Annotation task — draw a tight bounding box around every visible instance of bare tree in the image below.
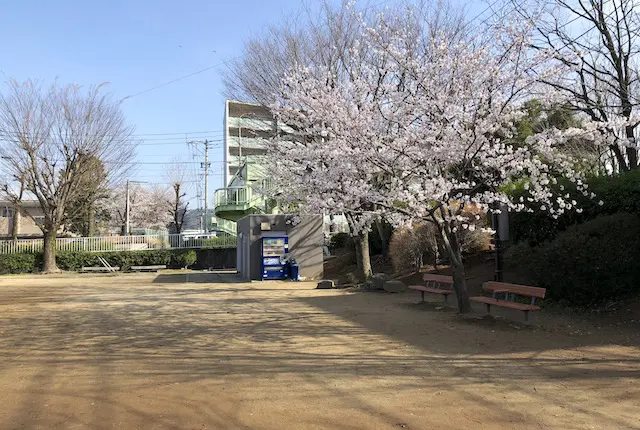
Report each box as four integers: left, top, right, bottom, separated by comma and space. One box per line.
0, 80, 135, 272
165, 163, 189, 234
516, 0, 640, 171
221, 0, 467, 105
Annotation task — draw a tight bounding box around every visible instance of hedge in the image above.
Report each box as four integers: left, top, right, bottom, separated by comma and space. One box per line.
0, 248, 206, 274
509, 169, 640, 245
507, 213, 640, 306
0, 253, 41, 275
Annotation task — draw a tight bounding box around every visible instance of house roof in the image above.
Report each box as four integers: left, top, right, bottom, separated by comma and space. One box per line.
0, 200, 41, 208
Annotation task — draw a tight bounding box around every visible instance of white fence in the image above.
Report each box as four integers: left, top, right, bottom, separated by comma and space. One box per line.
0, 233, 237, 254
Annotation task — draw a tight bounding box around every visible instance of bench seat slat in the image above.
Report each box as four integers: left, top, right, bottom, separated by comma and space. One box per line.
484, 281, 546, 299
409, 285, 453, 295
470, 296, 541, 311
130, 265, 166, 271
423, 274, 454, 284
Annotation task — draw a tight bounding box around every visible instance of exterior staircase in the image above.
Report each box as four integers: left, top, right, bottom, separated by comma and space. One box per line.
214, 178, 275, 225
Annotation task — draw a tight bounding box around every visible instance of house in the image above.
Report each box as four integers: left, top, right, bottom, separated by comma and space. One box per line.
0, 200, 45, 239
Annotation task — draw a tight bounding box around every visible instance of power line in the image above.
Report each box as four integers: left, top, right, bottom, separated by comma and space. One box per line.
118, 0, 399, 103
120, 57, 242, 102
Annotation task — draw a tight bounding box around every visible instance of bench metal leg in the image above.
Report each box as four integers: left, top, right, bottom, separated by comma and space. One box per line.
444, 294, 448, 303
523, 310, 529, 323
420, 291, 425, 302
485, 303, 491, 314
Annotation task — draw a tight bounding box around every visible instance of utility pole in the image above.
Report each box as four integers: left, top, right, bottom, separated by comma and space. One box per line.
203, 140, 209, 232
125, 180, 130, 236
125, 180, 146, 236
188, 140, 211, 232
196, 191, 203, 231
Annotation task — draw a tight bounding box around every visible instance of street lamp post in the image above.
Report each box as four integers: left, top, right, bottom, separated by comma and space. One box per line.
492, 204, 510, 281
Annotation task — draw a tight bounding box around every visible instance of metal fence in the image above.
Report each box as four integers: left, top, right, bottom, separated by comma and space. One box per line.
0, 233, 237, 254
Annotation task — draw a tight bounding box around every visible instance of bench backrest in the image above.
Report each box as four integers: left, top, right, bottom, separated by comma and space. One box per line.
483, 281, 546, 298
423, 274, 454, 284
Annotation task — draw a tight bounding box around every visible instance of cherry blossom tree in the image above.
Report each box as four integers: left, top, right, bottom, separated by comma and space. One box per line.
106, 183, 171, 234
270, 11, 621, 312
265, 2, 468, 279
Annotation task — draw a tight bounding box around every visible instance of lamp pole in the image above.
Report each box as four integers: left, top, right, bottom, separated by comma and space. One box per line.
492, 204, 510, 281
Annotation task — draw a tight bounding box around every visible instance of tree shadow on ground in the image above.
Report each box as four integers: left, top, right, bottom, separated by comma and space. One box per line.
1, 283, 639, 429
151, 271, 242, 284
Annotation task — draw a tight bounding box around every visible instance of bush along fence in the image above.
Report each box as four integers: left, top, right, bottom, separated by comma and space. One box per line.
0, 248, 237, 274
0, 233, 236, 254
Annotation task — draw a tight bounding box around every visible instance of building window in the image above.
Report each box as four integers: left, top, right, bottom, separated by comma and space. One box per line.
1, 207, 14, 218
33, 216, 45, 225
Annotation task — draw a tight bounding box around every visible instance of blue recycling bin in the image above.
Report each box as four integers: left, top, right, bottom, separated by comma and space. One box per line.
288, 259, 300, 281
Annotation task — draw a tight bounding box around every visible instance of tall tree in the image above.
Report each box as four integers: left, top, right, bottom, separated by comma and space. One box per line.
64, 155, 108, 236
0, 80, 135, 272
274, 10, 613, 312
222, 0, 466, 105
244, 0, 466, 278
165, 163, 189, 234
515, 0, 640, 171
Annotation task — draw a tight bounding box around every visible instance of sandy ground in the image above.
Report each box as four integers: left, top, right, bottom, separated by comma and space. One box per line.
0, 272, 639, 430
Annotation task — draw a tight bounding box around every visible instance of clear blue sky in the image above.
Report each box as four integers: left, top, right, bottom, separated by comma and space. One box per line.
0, 0, 481, 208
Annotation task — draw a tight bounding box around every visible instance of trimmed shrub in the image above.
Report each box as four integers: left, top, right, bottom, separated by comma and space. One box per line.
0, 248, 219, 274
171, 250, 197, 269
0, 253, 40, 274
510, 169, 640, 245
507, 213, 640, 306
56, 251, 96, 270
55, 250, 172, 271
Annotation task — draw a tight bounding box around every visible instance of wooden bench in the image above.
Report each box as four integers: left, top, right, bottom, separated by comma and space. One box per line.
130, 265, 166, 272
471, 281, 546, 322
409, 274, 455, 303
80, 266, 120, 273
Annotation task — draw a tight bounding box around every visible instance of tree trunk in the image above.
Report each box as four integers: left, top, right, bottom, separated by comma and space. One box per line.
11, 208, 20, 241
625, 125, 638, 169
375, 219, 391, 259
88, 204, 95, 236
449, 238, 471, 314
355, 231, 373, 279
438, 222, 471, 313
42, 228, 59, 273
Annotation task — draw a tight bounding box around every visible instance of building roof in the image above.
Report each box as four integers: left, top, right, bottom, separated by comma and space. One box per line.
0, 200, 41, 208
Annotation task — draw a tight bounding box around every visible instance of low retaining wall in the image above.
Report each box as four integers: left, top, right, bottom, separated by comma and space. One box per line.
194, 248, 236, 270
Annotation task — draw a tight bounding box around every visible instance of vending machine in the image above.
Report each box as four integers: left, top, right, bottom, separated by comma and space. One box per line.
261, 236, 289, 280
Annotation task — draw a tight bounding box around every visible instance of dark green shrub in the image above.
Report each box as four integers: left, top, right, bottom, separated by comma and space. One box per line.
2, 248, 210, 274
171, 250, 197, 268
55, 250, 172, 271
507, 213, 640, 306
510, 169, 640, 245
0, 253, 40, 274
56, 252, 97, 270
329, 232, 351, 250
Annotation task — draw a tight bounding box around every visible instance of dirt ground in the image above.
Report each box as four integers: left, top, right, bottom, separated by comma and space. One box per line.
0, 272, 639, 429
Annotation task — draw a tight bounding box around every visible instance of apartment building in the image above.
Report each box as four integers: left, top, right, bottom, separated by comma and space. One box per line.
217, 100, 349, 235
223, 100, 275, 186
